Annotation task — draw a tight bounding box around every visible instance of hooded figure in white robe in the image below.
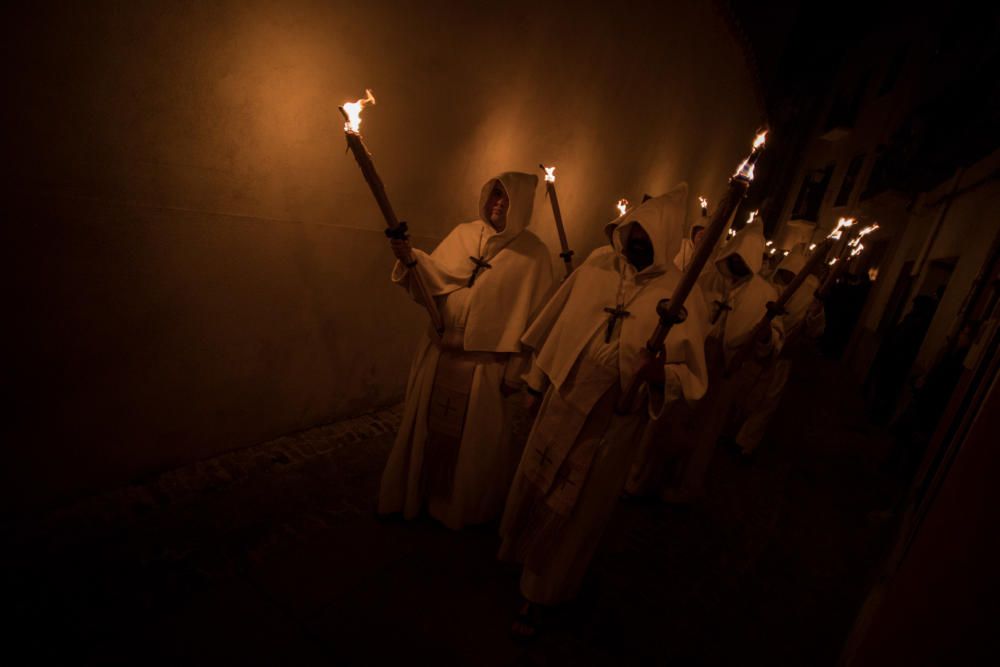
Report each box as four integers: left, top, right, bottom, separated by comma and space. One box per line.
732, 245, 825, 455
628, 224, 713, 497
673, 221, 706, 272
378, 172, 556, 530
661, 222, 784, 502
498, 184, 709, 608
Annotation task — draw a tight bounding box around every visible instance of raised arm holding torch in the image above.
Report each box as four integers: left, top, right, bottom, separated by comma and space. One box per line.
725, 237, 834, 376
339, 90, 444, 335
616, 129, 768, 413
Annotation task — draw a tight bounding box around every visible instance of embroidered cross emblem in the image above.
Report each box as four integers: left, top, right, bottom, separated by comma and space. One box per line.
534, 447, 554, 467
468, 256, 492, 286
553, 467, 577, 490
603, 305, 631, 342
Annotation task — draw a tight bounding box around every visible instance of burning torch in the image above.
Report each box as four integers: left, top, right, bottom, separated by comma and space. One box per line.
338, 90, 444, 335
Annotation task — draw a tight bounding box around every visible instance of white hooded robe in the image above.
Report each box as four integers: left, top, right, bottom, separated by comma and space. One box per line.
498, 185, 709, 605
733, 246, 826, 453
673, 220, 706, 272
661, 223, 784, 501
378, 172, 555, 529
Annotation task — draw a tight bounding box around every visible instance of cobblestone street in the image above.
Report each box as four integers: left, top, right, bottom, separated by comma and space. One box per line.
6, 353, 896, 666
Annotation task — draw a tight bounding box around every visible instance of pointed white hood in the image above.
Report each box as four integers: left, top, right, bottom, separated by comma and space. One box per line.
774, 243, 808, 277
521, 182, 708, 407
774, 243, 821, 328
715, 221, 765, 280
603, 182, 688, 277
477, 171, 538, 260
698, 221, 779, 357
390, 171, 554, 352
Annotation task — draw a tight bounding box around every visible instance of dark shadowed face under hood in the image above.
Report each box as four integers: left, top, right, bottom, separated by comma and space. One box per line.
605, 182, 688, 275
716, 223, 765, 282
773, 244, 808, 286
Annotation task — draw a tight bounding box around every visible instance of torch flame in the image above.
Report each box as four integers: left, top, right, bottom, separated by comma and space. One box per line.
856, 223, 880, 239
809, 243, 817, 251
752, 130, 768, 150
829, 257, 838, 266
542, 165, 556, 183
850, 243, 865, 258
699, 196, 708, 209
747, 209, 759, 224
342, 89, 376, 134
847, 222, 878, 248
616, 198, 629, 216
783, 250, 790, 256
733, 130, 769, 180
765, 240, 773, 247
827, 216, 857, 240
769, 248, 777, 255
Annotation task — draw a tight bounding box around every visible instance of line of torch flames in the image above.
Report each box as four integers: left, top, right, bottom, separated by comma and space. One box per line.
544, 166, 629, 218
825, 219, 879, 264
727, 207, 759, 241
343, 97, 868, 271
342, 94, 788, 264
756, 217, 878, 262
615, 195, 705, 219
765, 236, 790, 257
343, 95, 847, 352
544, 133, 763, 230
345, 89, 768, 181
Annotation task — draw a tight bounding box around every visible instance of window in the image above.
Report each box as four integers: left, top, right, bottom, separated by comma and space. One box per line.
834, 154, 866, 207
791, 163, 835, 222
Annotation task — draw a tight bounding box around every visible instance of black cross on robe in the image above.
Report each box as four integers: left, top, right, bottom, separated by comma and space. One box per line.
603, 305, 631, 342
467, 256, 492, 287
534, 447, 554, 468
710, 299, 732, 325
553, 467, 577, 491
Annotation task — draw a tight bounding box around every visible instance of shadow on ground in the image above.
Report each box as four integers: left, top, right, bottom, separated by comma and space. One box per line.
5, 353, 898, 665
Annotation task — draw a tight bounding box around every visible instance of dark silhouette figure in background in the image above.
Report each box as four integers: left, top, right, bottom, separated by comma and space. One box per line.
866, 294, 939, 424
